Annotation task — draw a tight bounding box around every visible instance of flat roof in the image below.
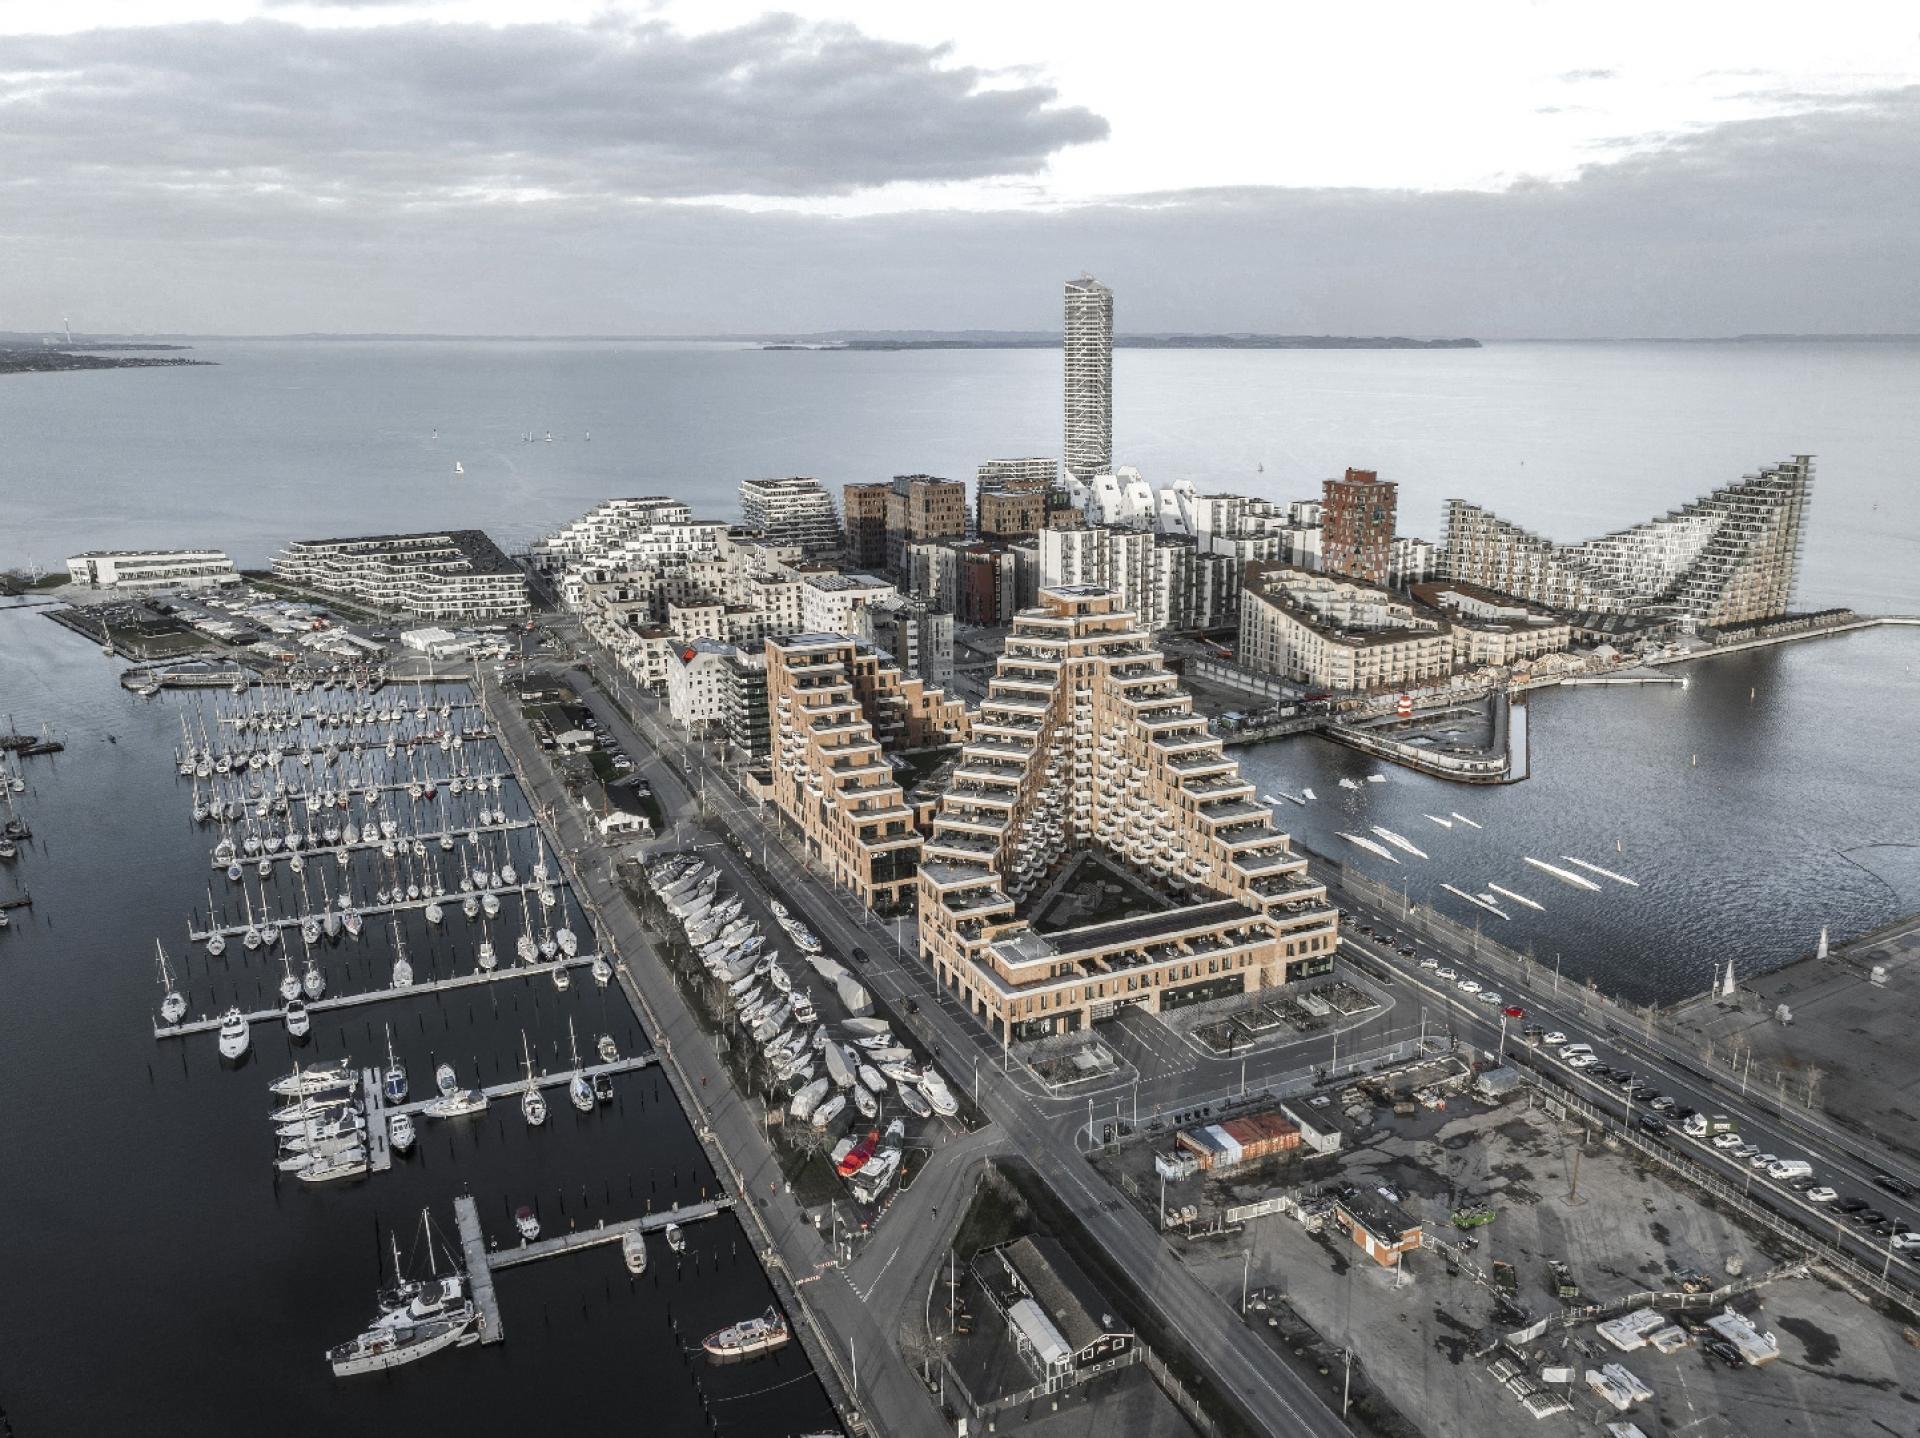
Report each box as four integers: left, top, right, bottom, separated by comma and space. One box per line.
70, 548, 229, 560
1335, 1188, 1420, 1241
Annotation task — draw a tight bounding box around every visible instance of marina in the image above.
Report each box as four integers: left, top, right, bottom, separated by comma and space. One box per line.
187, 871, 551, 940
153, 953, 607, 1037
380, 1051, 657, 1122
0, 612, 842, 1434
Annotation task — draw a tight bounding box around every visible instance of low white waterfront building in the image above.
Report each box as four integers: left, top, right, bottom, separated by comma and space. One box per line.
66, 549, 238, 590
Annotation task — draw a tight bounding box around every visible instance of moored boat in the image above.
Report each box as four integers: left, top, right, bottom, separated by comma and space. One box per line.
701, 1308, 790, 1360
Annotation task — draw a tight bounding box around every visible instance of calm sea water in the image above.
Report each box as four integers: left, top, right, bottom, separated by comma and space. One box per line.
0, 605, 836, 1437
2, 338, 1917, 612
1236, 624, 1920, 1004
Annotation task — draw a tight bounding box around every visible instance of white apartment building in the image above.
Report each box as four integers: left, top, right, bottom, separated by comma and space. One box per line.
529, 497, 692, 576
1039, 526, 1238, 633
66, 549, 237, 590
801, 572, 897, 636
1238, 566, 1454, 692
1064, 275, 1113, 482
1441, 456, 1814, 630
667, 638, 737, 732
738, 477, 842, 554
272, 531, 529, 619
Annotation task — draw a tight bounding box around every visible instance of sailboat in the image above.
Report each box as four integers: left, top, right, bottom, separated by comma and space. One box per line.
280, 953, 302, 1003
453, 461, 465, 477
389, 917, 414, 988
519, 1033, 546, 1128
567, 1020, 593, 1113
302, 938, 326, 999
155, 941, 187, 1026
383, 1025, 409, 1103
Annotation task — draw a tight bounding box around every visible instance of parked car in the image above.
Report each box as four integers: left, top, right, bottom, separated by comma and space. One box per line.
1651, 1096, 1677, 1113
1420, 955, 1440, 970
1639, 1115, 1667, 1134
1836, 1197, 1870, 1214
1435, 967, 1457, 982
1806, 1187, 1839, 1204
1749, 1152, 1778, 1169
1566, 1053, 1599, 1069
1854, 1209, 1888, 1228
1712, 1133, 1745, 1151
1873, 1172, 1916, 1199
1542, 1031, 1568, 1046
1705, 1340, 1745, 1369
1504, 1007, 1527, 1020
1892, 1231, 1920, 1252
1457, 979, 1482, 994
1477, 990, 1502, 1006
1733, 1143, 1761, 1161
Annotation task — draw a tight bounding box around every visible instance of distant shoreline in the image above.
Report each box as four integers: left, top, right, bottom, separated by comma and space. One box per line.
0, 347, 212, 376
771, 334, 1482, 352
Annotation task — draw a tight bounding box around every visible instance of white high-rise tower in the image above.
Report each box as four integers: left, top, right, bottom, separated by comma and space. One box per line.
1063, 274, 1113, 482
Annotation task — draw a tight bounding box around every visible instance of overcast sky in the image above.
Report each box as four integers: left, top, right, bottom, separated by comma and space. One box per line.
2, 1, 1916, 335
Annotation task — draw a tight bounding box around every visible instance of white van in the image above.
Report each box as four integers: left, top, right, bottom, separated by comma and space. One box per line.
1767, 1159, 1813, 1181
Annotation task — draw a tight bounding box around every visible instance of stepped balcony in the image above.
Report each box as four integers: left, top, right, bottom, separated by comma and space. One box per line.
1230, 847, 1297, 876
1183, 773, 1253, 800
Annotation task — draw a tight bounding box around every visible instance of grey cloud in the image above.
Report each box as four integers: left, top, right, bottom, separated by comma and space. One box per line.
2, 74, 1914, 339
1558, 68, 1616, 82
0, 15, 1106, 202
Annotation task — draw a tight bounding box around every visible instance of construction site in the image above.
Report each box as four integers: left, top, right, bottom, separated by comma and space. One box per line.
1094, 1056, 1918, 1438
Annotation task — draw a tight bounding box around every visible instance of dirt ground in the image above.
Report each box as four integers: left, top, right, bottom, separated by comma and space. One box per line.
1172, 1099, 1920, 1438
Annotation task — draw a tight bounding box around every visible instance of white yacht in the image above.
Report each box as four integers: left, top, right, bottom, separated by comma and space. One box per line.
284, 999, 311, 1038
388, 1112, 416, 1153
622, 1231, 647, 1275
515, 1205, 541, 1241
217, 1008, 250, 1061
421, 1088, 487, 1119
